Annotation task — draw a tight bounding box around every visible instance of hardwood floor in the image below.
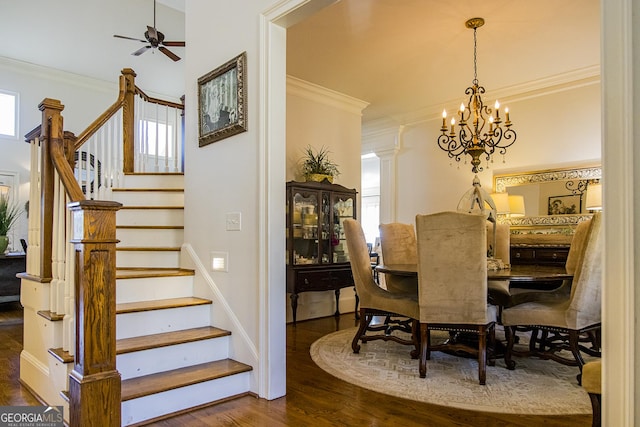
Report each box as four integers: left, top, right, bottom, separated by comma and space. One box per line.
0, 303, 591, 426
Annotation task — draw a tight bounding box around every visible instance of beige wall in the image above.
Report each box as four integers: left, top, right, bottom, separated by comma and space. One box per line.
285, 77, 366, 322
387, 82, 601, 224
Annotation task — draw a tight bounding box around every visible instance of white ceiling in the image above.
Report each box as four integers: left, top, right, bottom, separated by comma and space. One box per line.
287, 0, 601, 124
0, 0, 186, 99
0, 0, 600, 123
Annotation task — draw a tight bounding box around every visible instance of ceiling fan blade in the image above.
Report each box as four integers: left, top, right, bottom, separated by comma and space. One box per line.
159, 46, 181, 62
132, 46, 152, 56
114, 34, 146, 43
162, 41, 185, 47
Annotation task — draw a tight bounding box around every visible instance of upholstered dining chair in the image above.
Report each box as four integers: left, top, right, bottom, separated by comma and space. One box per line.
415, 211, 498, 385
343, 219, 420, 356
378, 222, 419, 296
502, 212, 602, 379
508, 217, 592, 307
486, 222, 512, 309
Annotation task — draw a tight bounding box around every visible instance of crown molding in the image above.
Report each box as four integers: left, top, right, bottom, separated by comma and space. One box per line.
0, 55, 117, 94
286, 75, 369, 115
364, 65, 601, 136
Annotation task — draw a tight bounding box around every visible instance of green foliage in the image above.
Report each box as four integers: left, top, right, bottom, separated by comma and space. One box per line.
0, 194, 20, 236
300, 145, 340, 178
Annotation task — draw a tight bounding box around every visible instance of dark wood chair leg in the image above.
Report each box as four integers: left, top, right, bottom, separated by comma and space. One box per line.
419, 323, 428, 378
478, 325, 487, 385
504, 325, 517, 370
351, 309, 371, 353
588, 393, 601, 427
487, 324, 496, 367
410, 319, 420, 359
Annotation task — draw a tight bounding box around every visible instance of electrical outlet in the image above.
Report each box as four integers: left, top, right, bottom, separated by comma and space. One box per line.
226, 212, 241, 231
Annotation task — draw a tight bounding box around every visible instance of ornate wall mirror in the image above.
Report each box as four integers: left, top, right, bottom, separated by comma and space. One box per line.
493, 165, 601, 233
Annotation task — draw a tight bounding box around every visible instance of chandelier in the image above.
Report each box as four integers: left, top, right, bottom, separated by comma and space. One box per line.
437, 17, 517, 173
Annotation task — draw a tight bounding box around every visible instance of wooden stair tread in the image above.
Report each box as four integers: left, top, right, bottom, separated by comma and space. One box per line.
120, 206, 183, 210
116, 268, 194, 279
116, 246, 181, 251
121, 359, 252, 401
37, 310, 64, 321
112, 188, 183, 192
117, 297, 212, 314
124, 172, 184, 176
117, 326, 231, 354
49, 347, 74, 363
116, 225, 184, 229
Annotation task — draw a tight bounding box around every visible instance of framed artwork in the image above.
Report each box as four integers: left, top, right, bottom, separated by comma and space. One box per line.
547, 194, 582, 215
197, 52, 247, 147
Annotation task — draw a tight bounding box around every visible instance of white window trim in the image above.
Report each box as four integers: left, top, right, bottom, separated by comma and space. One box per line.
0, 89, 19, 140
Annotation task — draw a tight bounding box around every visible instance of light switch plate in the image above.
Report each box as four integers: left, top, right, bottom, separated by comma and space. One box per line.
226, 212, 241, 231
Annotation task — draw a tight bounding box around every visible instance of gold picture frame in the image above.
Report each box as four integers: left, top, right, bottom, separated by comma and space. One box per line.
493, 165, 600, 233
197, 52, 247, 146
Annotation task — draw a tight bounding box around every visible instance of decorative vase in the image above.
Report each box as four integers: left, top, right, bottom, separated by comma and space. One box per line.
307, 173, 333, 183
0, 235, 8, 254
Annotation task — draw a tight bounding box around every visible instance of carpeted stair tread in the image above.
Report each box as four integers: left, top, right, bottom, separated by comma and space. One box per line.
121, 359, 252, 401
117, 326, 231, 354
116, 297, 212, 314
116, 268, 194, 279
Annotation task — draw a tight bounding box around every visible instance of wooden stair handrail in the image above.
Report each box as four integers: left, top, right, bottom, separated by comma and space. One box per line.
135, 86, 185, 110
73, 69, 134, 150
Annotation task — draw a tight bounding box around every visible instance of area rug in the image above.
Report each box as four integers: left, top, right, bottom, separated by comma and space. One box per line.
310, 327, 593, 415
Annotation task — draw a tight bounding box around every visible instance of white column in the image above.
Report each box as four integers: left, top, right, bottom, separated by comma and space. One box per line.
362, 126, 404, 223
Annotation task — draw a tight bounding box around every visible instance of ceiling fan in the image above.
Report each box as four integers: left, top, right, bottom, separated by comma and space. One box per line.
113, 0, 185, 62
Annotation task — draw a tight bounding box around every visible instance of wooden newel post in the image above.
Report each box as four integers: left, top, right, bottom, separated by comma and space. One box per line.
67, 200, 122, 427
39, 98, 65, 281
121, 68, 137, 174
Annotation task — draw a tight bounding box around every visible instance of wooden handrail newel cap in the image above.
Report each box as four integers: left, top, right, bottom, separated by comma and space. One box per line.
38, 98, 64, 112
67, 200, 123, 211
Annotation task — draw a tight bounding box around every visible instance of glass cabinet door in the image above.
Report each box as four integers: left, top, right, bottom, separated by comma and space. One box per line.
292, 191, 319, 265
332, 193, 355, 263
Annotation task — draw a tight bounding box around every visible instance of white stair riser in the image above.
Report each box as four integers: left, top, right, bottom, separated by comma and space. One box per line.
112, 191, 184, 207
117, 209, 184, 227
117, 336, 230, 380
120, 174, 184, 189
116, 250, 181, 268
116, 276, 194, 304
121, 372, 251, 427
117, 228, 184, 247
116, 305, 211, 339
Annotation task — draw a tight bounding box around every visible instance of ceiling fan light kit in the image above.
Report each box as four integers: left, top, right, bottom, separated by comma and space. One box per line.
113, 0, 185, 61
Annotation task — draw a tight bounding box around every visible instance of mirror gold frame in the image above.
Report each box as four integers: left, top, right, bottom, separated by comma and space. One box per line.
493, 165, 601, 232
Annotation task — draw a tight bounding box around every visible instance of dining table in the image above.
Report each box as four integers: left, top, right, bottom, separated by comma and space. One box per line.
375, 263, 574, 307
375, 263, 574, 357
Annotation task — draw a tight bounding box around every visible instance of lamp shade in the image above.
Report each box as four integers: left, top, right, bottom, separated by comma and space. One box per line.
508, 195, 526, 217
585, 183, 602, 211
490, 192, 510, 215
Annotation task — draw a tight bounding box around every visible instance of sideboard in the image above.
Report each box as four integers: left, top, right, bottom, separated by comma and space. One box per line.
0, 253, 25, 304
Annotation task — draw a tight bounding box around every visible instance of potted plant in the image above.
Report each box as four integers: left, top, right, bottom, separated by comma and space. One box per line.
0, 194, 20, 254
299, 145, 340, 183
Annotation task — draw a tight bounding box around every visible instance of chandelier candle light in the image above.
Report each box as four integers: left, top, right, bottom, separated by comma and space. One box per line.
438, 18, 517, 173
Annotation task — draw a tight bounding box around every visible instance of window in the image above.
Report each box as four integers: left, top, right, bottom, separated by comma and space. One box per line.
139, 119, 175, 157
361, 153, 381, 246
0, 90, 18, 139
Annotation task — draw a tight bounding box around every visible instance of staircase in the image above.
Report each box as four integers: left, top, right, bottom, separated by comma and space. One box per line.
111, 173, 252, 426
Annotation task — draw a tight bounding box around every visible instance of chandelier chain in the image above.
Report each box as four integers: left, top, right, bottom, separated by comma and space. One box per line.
473, 27, 478, 85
